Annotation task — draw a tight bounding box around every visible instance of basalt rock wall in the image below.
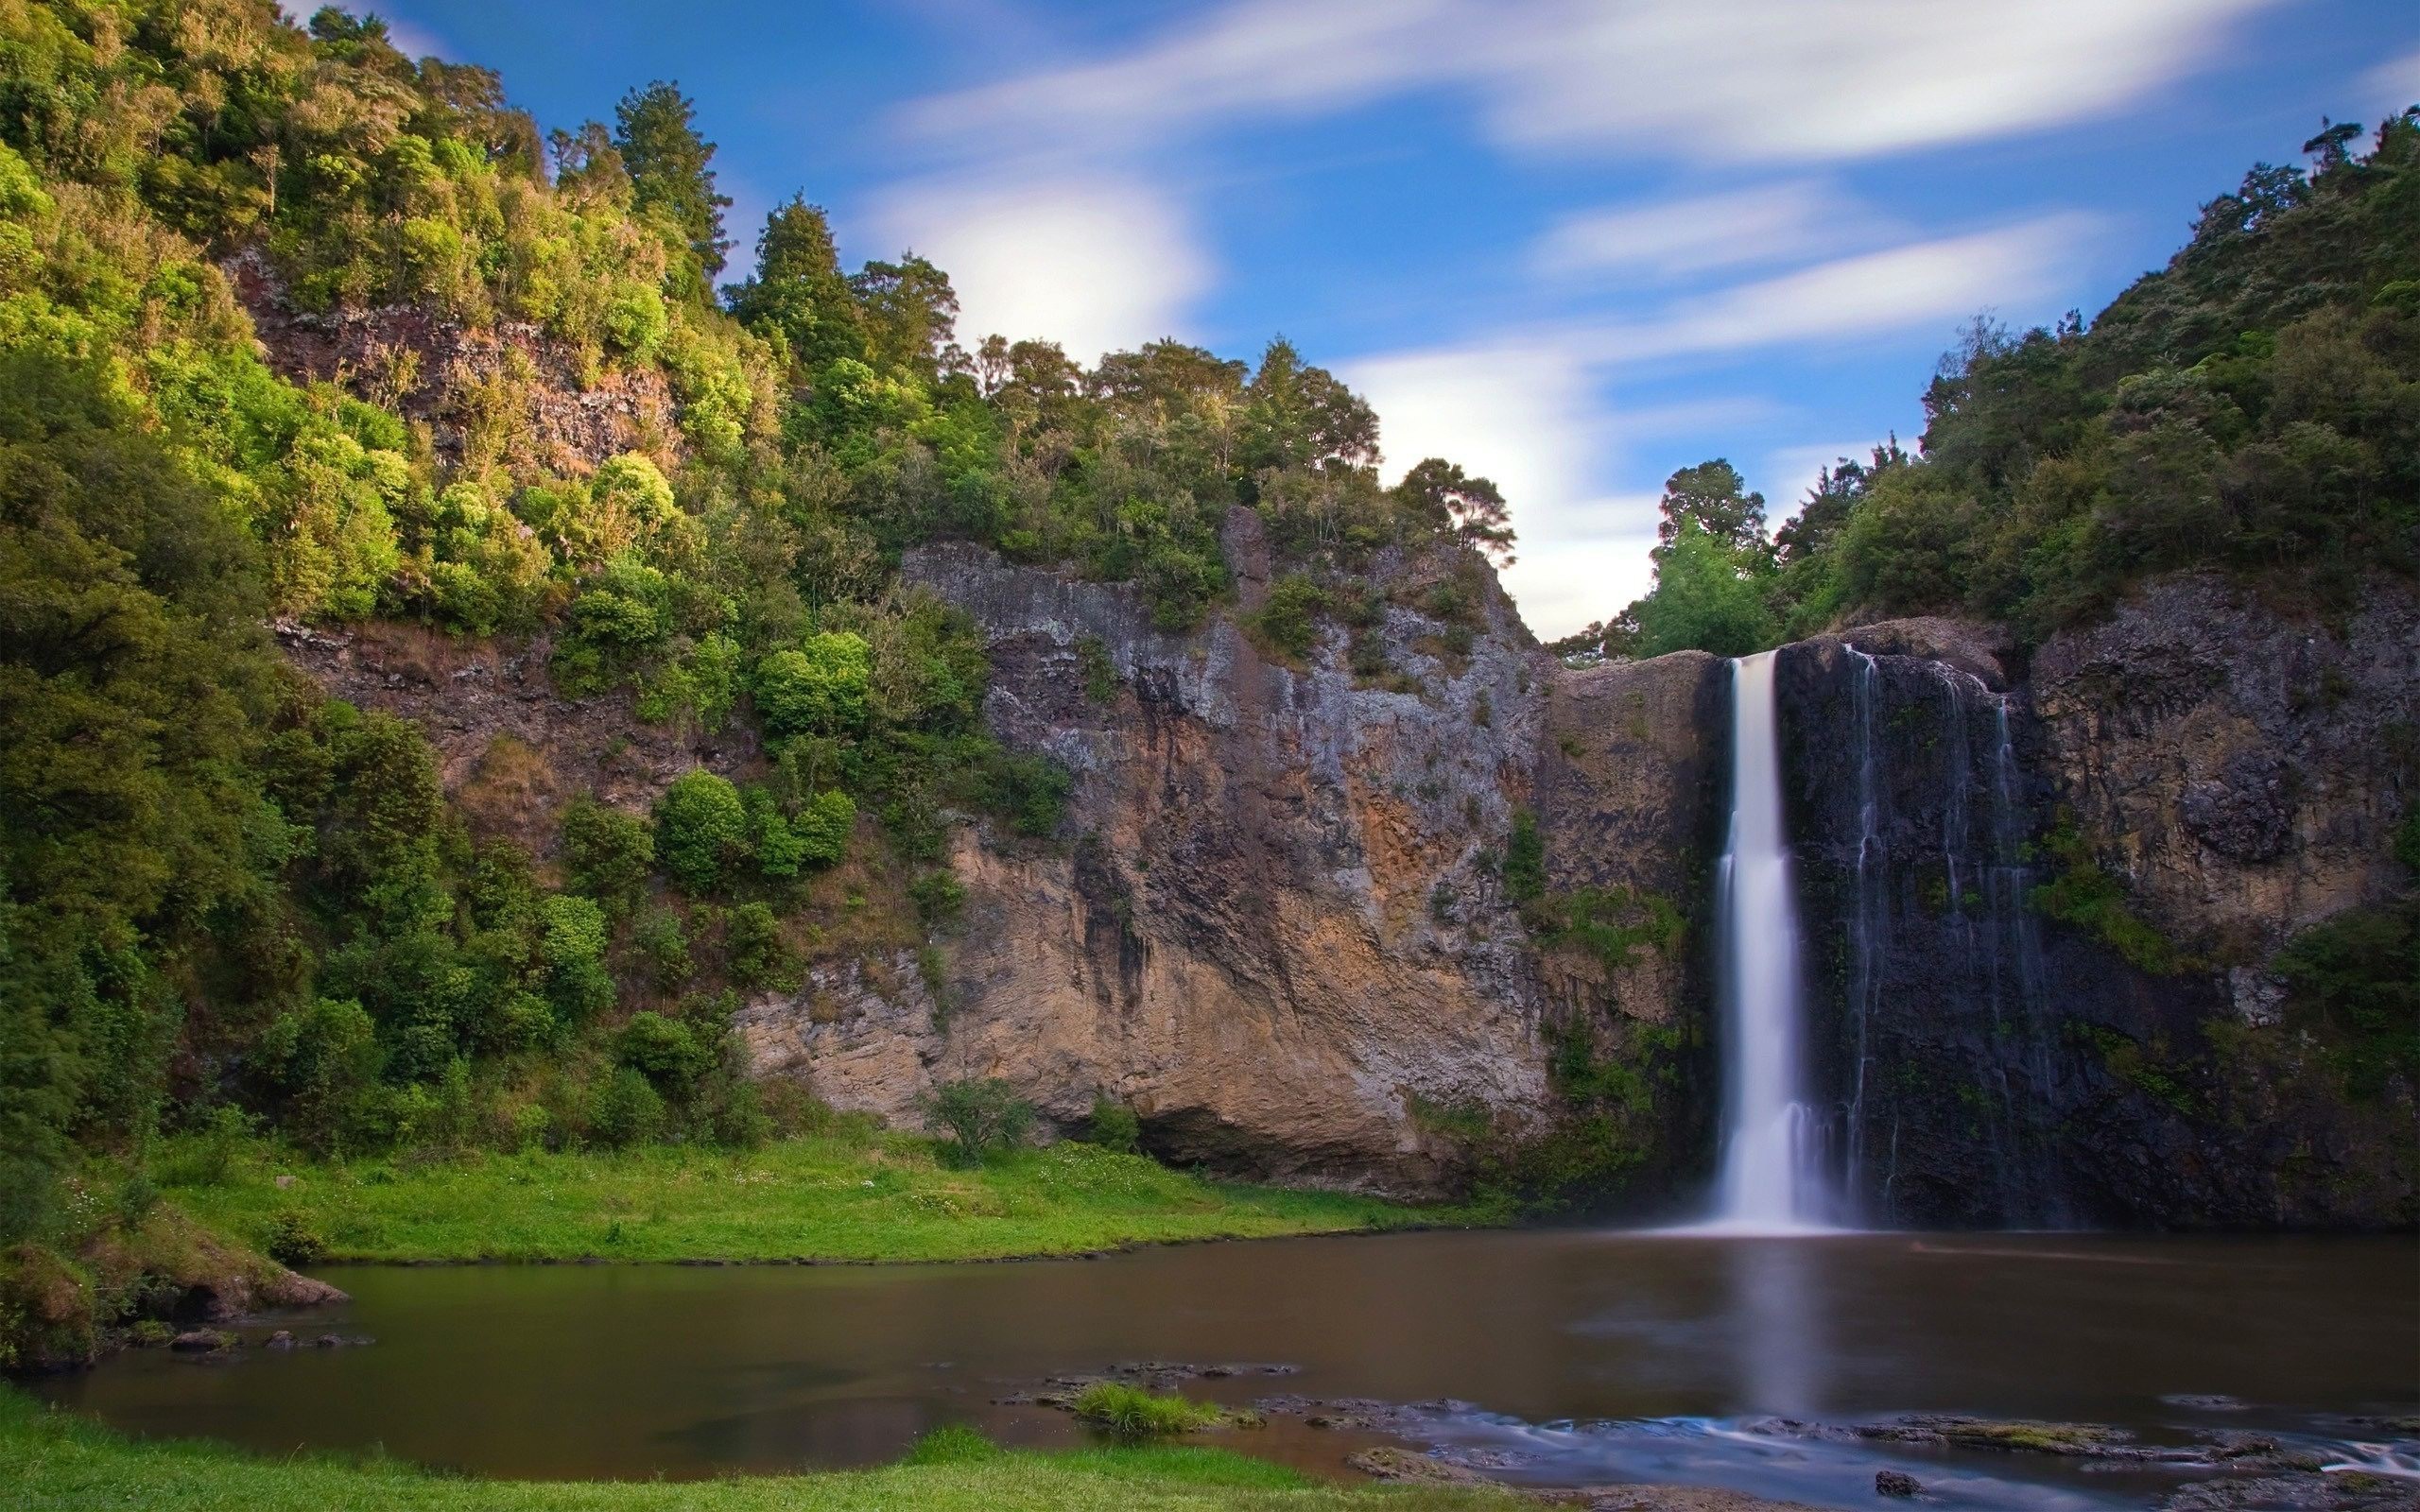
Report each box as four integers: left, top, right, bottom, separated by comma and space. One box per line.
1777, 576, 2418, 1229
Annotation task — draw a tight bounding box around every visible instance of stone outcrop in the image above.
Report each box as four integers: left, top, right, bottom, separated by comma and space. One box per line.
726, 525, 1720, 1194
275, 618, 758, 858
2030, 574, 2418, 987
269, 505, 2412, 1217
225, 249, 677, 477
1777, 575, 2417, 1228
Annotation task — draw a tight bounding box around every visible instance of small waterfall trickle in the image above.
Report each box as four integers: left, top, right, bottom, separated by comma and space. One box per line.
1841, 648, 1885, 1221
1708, 650, 1834, 1232
1825, 648, 2071, 1228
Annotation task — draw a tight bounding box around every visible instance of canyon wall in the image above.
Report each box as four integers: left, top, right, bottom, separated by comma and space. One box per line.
286, 533, 2415, 1219
1777, 576, 2418, 1228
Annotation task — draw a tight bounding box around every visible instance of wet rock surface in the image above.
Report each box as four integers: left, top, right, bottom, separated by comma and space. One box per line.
1778, 572, 2420, 1228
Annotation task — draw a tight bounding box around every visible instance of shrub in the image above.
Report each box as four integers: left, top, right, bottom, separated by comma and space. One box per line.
631, 907, 694, 989
589, 1066, 667, 1150
909, 869, 966, 926
539, 894, 616, 1021
1249, 572, 1325, 661
902, 1424, 1005, 1466
654, 769, 750, 893
1084, 1096, 1141, 1154
972, 751, 1071, 839
753, 631, 872, 738
1070, 1382, 1227, 1436
259, 998, 382, 1157
562, 798, 655, 912
1503, 809, 1546, 904
159, 1106, 253, 1188
615, 1011, 715, 1091
724, 902, 801, 991
919, 1077, 1034, 1166
263, 1210, 327, 1267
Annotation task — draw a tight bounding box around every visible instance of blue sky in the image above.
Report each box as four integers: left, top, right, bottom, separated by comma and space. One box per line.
339, 0, 2418, 636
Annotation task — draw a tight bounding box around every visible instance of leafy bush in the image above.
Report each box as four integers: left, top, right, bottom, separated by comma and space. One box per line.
909, 869, 967, 926
654, 769, 750, 894
615, 1011, 715, 1091
1503, 810, 1546, 904
753, 631, 872, 738
562, 799, 655, 913
1084, 1096, 1142, 1154
588, 1067, 668, 1150
1249, 573, 1326, 661
919, 1077, 1034, 1166
724, 902, 801, 991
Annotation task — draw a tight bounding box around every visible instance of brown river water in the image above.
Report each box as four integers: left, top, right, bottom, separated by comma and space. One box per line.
32, 1228, 2420, 1507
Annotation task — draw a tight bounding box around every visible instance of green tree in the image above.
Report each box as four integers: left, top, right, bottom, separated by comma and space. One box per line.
1393, 457, 1516, 564
653, 769, 750, 894
1654, 459, 1768, 558
561, 798, 655, 914
919, 1077, 1035, 1166
850, 254, 959, 380
725, 198, 864, 371
613, 80, 732, 284
1633, 521, 1780, 657
753, 631, 872, 738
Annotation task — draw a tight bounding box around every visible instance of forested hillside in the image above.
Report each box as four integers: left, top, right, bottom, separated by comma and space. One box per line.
0, 0, 1521, 1258
1567, 110, 2419, 661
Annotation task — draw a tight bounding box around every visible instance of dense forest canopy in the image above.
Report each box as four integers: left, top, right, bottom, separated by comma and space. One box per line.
1556, 111, 2420, 662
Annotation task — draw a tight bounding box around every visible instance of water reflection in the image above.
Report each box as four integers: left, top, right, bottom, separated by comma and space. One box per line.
1727, 1238, 1820, 1417
32, 1228, 2417, 1504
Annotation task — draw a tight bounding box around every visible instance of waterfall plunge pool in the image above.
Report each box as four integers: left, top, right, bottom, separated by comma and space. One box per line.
31, 1228, 2416, 1507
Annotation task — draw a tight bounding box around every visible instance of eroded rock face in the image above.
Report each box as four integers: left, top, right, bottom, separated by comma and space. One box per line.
276, 619, 757, 858
226, 249, 678, 477
1779, 576, 2418, 1228
755, 537, 1558, 1192
2030, 574, 2418, 972
728, 530, 1722, 1194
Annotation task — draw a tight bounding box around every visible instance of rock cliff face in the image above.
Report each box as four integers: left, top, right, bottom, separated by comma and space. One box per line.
278, 520, 2413, 1217
1776, 576, 2418, 1229
734, 526, 1719, 1194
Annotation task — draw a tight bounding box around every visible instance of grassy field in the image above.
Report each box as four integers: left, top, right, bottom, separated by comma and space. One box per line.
0, 1393, 1517, 1511
162, 1133, 1498, 1264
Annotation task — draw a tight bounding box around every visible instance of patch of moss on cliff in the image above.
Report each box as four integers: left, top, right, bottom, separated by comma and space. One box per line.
2273, 896, 2420, 1099
2028, 815, 2191, 974
1524, 886, 1685, 976
2068, 1022, 2207, 1119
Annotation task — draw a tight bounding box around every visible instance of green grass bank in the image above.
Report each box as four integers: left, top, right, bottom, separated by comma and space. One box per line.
0, 1392, 1515, 1512
163, 1132, 1498, 1264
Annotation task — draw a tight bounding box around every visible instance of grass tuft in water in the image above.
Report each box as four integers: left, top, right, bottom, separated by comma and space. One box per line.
1072, 1383, 1234, 1436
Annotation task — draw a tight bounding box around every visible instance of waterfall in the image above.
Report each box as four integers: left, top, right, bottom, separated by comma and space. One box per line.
1709, 650, 1833, 1231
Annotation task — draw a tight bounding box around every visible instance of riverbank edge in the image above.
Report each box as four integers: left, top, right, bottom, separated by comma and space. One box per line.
0, 1389, 1523, 1511
157, 1135, 1511, 1269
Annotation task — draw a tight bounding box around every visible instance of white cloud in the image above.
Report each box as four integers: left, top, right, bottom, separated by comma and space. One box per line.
899, 0, 2277, 166
1343, 341, 1676, 635
1587, 215, 2097, 365
1333, 215, 2099, 636
865, 175, 1215, 363
1761, 440, 1885, 519
2360, 46, 2420, 114
1532, 182, 1858, 281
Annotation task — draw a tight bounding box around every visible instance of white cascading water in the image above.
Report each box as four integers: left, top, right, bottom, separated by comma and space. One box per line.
1709, 650, 1832, 1232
